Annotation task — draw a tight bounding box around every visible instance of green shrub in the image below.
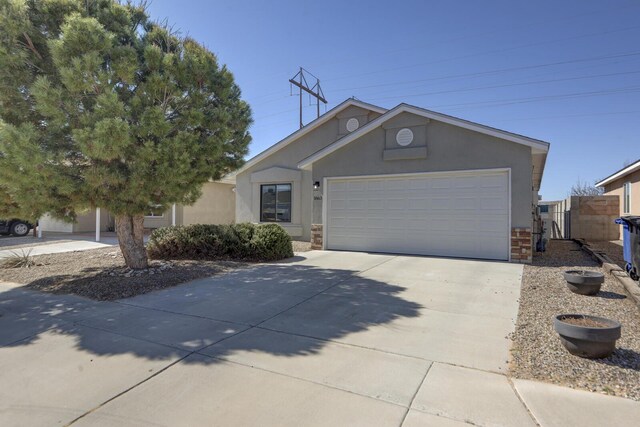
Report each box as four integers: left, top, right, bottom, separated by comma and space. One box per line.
250, 223, 294, 261
147, 223, 293, 262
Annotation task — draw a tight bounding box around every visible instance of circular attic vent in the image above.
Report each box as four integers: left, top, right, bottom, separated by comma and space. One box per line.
346, 118, 359, 132
396, 128, 414, 146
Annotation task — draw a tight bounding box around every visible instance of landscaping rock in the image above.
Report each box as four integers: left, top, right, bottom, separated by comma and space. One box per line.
0, 247, 246, 301
292, 240, 312, 253
510, 240, 640, 401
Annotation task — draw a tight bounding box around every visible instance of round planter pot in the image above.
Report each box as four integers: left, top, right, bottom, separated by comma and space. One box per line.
554, 314, 621, 358
563, 270, 605, 295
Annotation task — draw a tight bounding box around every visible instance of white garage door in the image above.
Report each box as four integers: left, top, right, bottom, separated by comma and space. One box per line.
325, 170, 510, 260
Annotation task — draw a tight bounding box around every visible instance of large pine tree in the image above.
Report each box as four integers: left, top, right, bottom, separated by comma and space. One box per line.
0, 0, 252, 268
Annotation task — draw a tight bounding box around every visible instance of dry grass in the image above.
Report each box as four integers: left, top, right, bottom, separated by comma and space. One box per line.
0, 249, 36, 269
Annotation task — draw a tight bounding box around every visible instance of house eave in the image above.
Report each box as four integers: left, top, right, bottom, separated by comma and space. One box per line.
595, 159, 640, 187
298, 103, 550, 170
226, 98, 387, 179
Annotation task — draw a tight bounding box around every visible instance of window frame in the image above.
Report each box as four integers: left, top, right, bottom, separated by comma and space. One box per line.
260, 183, 292, 223
623, 181, 631, 214
145, 205, 165, 218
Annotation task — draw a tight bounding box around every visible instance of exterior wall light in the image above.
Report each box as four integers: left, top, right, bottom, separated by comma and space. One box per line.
313, 181, 320, 189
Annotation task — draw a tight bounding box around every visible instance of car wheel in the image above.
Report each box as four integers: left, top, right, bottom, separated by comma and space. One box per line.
10, 221, 30, 237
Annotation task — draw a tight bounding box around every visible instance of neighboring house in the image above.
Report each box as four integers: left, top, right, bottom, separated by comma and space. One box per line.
39, 181, 236, 233
596, 159, 640, 217
228, 99, 549, 263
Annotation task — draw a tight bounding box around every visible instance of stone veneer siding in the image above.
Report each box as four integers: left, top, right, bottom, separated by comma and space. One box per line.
510, 227, 532, 263
311, 224, 323, 250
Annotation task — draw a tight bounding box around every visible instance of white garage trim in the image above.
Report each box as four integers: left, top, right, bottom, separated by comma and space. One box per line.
322, 168, 512, 261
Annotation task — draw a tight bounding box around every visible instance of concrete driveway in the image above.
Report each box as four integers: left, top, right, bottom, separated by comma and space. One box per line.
0, 232, 119, 259
1, 251, 639, 426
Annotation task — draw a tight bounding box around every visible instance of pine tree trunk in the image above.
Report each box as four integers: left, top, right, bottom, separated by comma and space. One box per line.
116, 214, 148, 269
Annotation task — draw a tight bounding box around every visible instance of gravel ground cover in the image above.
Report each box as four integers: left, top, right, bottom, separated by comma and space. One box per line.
292, 240, 312, 252
510, 240, 640, 400
587, 240, 626, 270
0, 247, 246, 301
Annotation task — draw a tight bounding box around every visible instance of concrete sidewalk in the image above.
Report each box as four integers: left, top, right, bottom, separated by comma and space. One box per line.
0, 239, 116, 259
1, 251, 638, 426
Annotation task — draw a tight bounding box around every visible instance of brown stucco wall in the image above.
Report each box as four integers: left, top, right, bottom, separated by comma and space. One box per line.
603, 168, 640, 216
182, 182, 235, 225
568, 196, 620, 241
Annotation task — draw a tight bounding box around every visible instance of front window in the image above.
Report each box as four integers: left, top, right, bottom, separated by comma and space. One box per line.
623, 182, 631, 213
145, 205, 164, 218
260, 184, 292, 222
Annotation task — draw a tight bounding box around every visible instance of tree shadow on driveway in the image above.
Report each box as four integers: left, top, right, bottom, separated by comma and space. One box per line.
0, 262, 423, 364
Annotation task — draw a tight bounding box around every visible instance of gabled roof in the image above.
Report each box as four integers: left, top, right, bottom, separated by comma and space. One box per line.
224, 99, 387, 181
596, 158, 640, 187
298, 103, 550, 170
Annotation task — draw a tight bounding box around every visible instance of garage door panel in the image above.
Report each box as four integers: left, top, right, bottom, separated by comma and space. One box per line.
431, 177, 453, 188
408, 179, 429, 190
326, 171, 510, 261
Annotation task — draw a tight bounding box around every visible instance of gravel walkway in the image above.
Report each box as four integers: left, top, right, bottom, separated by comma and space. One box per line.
587, 240, 626, 270
510, 240, 640, 400
0, 247, 246, 301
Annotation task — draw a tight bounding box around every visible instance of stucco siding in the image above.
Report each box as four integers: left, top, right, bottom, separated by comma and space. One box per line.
182, 182, 235, 225
73, 209, 112, 232
236, 107, 381, 240
312, 113, 533, 228
39, 184, 234, 233
603, 168, 640, 216
237, 109, 538, 242
39, 214, 74, 233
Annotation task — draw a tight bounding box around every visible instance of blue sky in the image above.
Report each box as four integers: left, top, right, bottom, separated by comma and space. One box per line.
147, 0, 640, 200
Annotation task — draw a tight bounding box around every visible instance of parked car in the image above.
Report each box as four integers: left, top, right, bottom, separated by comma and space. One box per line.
0, 219, 33, 237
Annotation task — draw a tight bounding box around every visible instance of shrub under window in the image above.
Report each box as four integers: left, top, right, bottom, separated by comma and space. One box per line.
147, 223, 294, 262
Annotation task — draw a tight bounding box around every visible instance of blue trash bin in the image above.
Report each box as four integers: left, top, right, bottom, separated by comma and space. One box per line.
616, 216, 640, 281
615, 218, 632, 265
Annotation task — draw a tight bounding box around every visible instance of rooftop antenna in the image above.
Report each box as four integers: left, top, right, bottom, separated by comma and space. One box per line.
289, 67, 327, 129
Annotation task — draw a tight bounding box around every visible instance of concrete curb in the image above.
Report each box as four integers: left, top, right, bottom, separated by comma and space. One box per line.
575, 239, 640, 308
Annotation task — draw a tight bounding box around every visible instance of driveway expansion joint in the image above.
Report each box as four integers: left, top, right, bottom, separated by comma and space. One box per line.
507, 376, 542, 427
116, 300, 253, 327
195, 256, 401, 365
65, 350, 196, 426
399, 359, 434, 425
198, 352, 411, 409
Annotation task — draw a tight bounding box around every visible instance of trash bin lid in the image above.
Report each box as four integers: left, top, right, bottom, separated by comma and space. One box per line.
619, 216, 640, 227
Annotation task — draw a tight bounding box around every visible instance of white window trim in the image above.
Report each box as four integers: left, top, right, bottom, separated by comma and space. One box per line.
250, 167, 303, 233
623, 181, 631, 214
145, 204, 165, 218
259, 183, 293, 223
